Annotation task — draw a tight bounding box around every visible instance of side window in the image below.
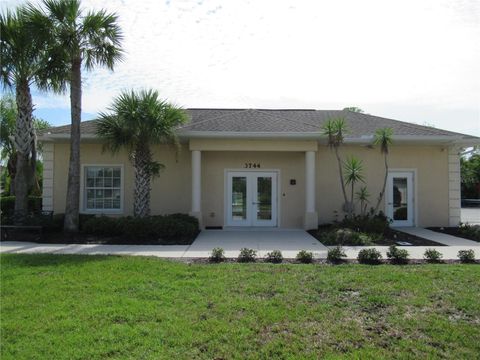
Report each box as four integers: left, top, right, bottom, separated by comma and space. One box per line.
84, 166, 122, 211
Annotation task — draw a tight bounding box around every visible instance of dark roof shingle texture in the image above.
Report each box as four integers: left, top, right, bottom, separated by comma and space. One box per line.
43, 108, 475, 139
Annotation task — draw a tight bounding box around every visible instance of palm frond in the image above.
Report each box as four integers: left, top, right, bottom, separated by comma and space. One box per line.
322, 117, 348, 148
96, 89, 187, 157
373, 127, 393, 154
343, 156, 365, 185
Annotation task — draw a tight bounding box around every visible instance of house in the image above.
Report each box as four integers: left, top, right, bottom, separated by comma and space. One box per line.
38, 109, 479, 229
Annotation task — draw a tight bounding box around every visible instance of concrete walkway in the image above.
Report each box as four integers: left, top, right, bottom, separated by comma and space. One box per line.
395, 227, 479, 246
1, 228, 478, 260
184, 229, 327, 258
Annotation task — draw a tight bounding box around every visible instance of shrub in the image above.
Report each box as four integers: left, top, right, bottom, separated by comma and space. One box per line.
340, 212, 391, 235
237, 248, 257, 263
209, 247, 225, 263
80, 214, 199, 243
265, 250, 283, 263
357, 248, 382, 265
459, 223, 480, 242
457, 249, 475, 263
320, 228, 373, 246
424, 248, 443, 263
0, 196, 43, 223
82, 216, 121, 236
296, 250, 314, 264
386, 245, 409, 264
327, 246, 347, 263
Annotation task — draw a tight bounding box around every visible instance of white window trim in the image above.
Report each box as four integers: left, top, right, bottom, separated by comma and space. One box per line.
80, 164, 125, 215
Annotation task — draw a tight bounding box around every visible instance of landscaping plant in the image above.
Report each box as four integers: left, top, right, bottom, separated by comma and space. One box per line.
424, 249, 443, 263
355, 186, 370, 216
373, 127, 393, 213
97, 90, 187, 217
327, 246, 347, 263
0, 8, 57, 223
81, 214, 199, 243
296, 250, 314, 264
357, 248, 382, 265
264, 250, 283, 264
320, 228, 374, 246
457, 249, 475, 263
386, 245, 409, 264
237, 248, 257, 263
343, 155, 365, 217
459, 223, 480, 242
209, 248, 226, 263
322, 117, 350, 213
27, 0, 124, 232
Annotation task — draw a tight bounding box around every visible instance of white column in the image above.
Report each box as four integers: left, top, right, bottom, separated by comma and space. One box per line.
304, 151, 318, 230
190, 150, 202, 226
448, 146, 461, 226
42, 142, 54, 211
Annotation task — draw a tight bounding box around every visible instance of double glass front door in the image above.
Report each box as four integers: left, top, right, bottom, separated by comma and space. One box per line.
227, 171, 278, 227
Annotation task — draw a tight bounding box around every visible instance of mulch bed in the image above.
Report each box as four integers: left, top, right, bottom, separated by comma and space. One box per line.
427, 227, 479, 243
309, 225, 446, 246
0, 229, 196, 246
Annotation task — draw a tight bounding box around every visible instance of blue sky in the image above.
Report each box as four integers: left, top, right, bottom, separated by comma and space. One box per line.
2, 0, 479, 136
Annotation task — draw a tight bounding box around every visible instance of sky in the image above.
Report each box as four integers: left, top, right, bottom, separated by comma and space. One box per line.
1, 0, 479, 136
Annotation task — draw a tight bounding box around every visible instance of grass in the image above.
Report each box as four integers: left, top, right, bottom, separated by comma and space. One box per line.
1, 254, 480, 359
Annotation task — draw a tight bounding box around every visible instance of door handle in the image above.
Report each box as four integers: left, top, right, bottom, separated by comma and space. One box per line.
252, 202, 259, 205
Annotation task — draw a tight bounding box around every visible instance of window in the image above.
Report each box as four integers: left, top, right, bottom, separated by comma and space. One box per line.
84, 166, 122, 211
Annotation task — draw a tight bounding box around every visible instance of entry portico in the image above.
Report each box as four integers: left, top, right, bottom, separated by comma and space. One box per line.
188, 138, 318, 230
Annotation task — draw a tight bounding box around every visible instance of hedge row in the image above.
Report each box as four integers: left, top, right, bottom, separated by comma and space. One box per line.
81, 213, 199, 242
0, 196, 42, 219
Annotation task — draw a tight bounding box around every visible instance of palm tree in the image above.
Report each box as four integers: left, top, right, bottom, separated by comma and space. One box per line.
322, 117, 350, 211
0, 96, 17, 195
96, 89, 187, 217
373, 128, 393, 213
343, 156, 365, 217
0, 7, 59, 221
27, 0, 123, 232
355, 186, 370, 216
1, 95, 50, 196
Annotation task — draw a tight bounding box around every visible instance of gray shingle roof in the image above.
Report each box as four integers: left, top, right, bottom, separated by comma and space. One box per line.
42, 108, 478, 139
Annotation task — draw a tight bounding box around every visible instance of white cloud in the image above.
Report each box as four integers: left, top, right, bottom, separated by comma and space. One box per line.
2, 0, 479, 135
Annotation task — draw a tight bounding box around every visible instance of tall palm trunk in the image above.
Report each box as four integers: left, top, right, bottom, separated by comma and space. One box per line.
7, 154, 17, 195
350, 182, 355, 217
334, 146, 349, 212
133, 143, 152, 218
13, 80, 35, 224
64, 58, 82, 232
374, 153, 389, 213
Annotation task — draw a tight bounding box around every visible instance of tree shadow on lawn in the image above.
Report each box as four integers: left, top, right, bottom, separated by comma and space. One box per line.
0, 253, 114, 268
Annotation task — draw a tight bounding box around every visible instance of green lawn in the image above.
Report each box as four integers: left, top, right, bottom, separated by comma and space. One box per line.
1, 255, 479, 359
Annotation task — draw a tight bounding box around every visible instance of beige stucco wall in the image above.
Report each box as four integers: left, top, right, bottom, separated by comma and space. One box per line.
49, 140, 449, 227
52, 143, 191, 216
317, 145, 449, 226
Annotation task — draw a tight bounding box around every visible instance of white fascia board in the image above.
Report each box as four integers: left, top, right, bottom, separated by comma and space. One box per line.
39, 131, 479, 146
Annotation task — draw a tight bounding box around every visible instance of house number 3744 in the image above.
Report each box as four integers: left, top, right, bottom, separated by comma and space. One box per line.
244, 162, 261, 168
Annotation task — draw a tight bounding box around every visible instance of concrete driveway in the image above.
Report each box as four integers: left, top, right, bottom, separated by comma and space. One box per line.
461, 208, 480, 225
184, 229, 328, 258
